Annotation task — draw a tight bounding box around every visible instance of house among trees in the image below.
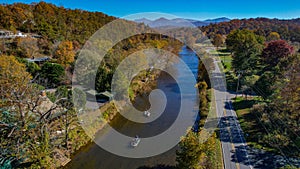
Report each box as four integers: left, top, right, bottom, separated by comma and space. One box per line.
0, 29, 27, 38
26, 56, 50, 65
0, 29, 13, 37
30, 33, 43, 38
15, 31, 27, 38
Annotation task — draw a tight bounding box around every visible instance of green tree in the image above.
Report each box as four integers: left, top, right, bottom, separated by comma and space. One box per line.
95, 66, 113, 92
16, 57, 41, 77
226, 29, 265, 75
279, 165, 298, 169
40, 62, 65, 88
251, 55, 300, 156
254, 71, 275, 98
225, 30, 238, 53
28, 127, 53, 168
55, 85, 69, 98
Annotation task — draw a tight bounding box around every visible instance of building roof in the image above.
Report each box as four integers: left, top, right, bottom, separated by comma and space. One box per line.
99, 91, 113, 98
86, 89, 98, 96
26, 57, 50, 62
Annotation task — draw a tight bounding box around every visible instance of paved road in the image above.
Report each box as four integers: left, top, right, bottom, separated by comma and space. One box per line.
210, 58, 253, 169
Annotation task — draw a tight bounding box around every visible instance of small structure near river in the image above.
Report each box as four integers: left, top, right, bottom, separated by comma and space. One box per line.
86, 90, 113, 103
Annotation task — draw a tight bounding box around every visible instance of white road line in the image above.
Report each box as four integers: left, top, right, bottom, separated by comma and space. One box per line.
228, 100, 253, 169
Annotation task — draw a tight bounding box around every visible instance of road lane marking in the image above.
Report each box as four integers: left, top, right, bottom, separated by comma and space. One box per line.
228, 101, 253, 169
224, 109, 240, 169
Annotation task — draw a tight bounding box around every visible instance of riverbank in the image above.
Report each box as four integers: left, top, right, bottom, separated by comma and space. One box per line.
54, 102, 117, 168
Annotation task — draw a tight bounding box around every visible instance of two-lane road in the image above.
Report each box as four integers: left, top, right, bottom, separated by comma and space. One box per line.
219, 99, 253, 169
210, 57, 253, 169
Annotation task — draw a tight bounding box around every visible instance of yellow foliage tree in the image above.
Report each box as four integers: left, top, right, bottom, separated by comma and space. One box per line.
176, 129, 218, 169
0, 55, 73, 167
0, 55, 32, 102
267, 32, 281, 41
54, 41, 75, 66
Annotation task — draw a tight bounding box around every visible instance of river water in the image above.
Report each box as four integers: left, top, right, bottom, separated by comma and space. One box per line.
65, 46, 199, 169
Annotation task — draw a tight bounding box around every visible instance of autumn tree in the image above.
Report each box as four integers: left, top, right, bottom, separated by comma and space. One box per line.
176, 130, 217, 169
0, 55, 84, 167
0, 55, 50, 167
16, 37, 39, 58
54, 41, 75, 66
176, 131, 200, 169
254, 40, 294, 98
212, 34, 224, 49
267, 32, 281, 41
261, 40, 294, 71
0, 55, 32, 124
37, 38, 51, 55
197, 58, 214, 88
251, 55, 300, 155
277, 56, 300, 120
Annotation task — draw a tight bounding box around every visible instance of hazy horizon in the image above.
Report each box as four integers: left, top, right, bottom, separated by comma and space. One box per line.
128, 16, 300, 21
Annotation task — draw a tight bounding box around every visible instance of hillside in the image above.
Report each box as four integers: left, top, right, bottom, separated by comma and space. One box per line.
200, 17, 300, 42
0, 2, 116, 44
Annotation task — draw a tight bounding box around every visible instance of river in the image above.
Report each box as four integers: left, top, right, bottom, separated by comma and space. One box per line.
65, 46, 199, 169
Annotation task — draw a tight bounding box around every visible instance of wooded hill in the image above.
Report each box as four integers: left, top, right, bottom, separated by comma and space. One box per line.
201, 18, 300, 42
0, 2, 115, 44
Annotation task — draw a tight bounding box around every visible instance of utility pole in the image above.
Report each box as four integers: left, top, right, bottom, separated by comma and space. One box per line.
235, 70, 244, 99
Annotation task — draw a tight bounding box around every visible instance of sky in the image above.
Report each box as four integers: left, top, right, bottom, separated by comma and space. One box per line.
1, 0, 300, 20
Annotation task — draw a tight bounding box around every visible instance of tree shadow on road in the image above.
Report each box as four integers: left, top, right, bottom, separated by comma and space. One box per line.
136, 164, 176, 169
234, 145, 300, 169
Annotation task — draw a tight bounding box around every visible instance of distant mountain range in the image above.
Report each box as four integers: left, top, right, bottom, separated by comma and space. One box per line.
134, 17, 231, 28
